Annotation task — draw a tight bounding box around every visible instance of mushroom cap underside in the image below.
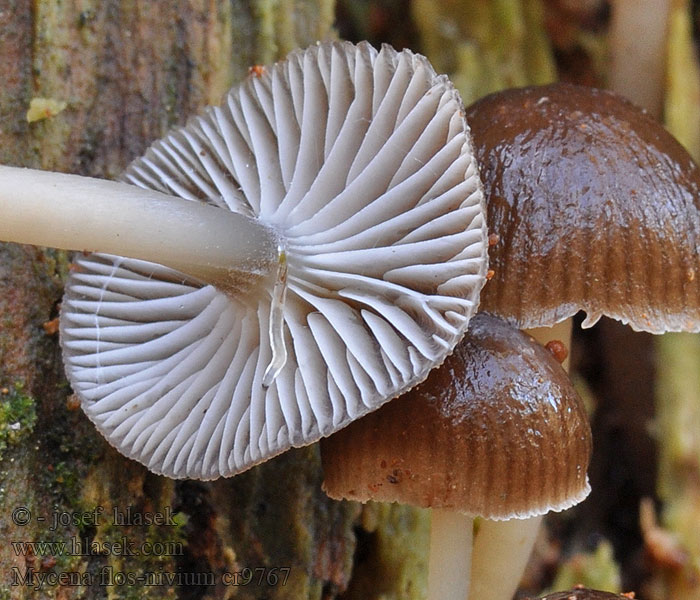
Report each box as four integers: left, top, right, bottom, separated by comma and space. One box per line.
320, 313, 592, 520
59, 41, 488, 480
468, 83, 700, 334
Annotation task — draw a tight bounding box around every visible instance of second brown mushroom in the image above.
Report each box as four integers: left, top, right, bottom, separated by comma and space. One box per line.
321, 313, 592, 600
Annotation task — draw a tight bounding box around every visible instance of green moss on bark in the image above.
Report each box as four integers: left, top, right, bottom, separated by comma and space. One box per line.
0, 383, 36, 462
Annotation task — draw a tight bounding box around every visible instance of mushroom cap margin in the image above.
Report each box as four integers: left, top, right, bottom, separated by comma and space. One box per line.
320, 313, 592, 520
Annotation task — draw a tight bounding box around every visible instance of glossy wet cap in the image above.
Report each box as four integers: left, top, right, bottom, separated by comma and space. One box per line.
320, 313, 591, 519
59, 41, 488, 480
531, 589, 637, 600
468, 83, 700, 334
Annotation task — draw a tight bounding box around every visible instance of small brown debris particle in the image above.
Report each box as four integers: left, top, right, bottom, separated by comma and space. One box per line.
42, 317, 60, 336
486, 269, 495, 280
488, 233, 500, 246
40, 556, 57, 570
379, 459, 387, 468
68, 262, 86, 273
66, 394, 81, 411
545, 339, 569, 364
387, 468, 402, 484
248, 64, 266, 77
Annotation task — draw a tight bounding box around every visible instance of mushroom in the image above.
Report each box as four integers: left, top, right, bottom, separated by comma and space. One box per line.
321, 313, 592, 600
0, 41, 489, 479
468, 82, 700, 334
464, 82, 700, 599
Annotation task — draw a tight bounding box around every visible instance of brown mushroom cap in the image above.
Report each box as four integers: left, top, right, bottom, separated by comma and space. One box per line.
467, 83, 700, 334
320, 313, 591, 520
531, 589, 637, 600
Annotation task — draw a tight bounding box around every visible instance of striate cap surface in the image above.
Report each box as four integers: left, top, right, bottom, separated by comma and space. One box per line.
321, 313, 591, 519
468, 83, 700, 334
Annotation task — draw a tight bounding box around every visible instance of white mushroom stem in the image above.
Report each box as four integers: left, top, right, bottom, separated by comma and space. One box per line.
428, 509, 473, 600
0, 166, 279, 292
467, 319, 573, 600
469, 516, 543, 600
609, 0, 672, 117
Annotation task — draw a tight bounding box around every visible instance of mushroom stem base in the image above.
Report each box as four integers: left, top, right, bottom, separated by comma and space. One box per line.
427, 509, 473, 600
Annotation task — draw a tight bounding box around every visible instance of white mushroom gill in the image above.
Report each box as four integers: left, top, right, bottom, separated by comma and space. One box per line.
57, 41, 488, 479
